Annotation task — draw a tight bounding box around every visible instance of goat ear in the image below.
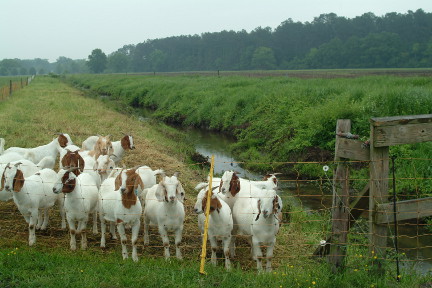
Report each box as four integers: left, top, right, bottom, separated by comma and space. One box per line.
255, 199, 261, 221
78, 154, 85, 173
277, 195, 283, 212
230, 177, 240, 196
176, 182, 186, 203
134, 174, 145, 192
114, 173, 122, 191
13, 170, 25, 192
92, 160, 98, 171
61, 153, 70, 168
155, 183, 166, 202
121, 136, 129, 150
58, 134, 68, 148
216, 196, 222, 213
235, 179, 241, 193
0, 169, 5, 190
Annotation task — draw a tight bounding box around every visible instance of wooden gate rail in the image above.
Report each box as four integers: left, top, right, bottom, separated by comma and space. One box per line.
317, 114, 432, 273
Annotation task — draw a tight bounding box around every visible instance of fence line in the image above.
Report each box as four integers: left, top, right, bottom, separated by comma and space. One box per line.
0, 75, 35, 100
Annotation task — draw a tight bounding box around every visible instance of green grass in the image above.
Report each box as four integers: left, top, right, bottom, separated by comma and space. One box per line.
0, 75, 431, 287
1, 237, 429, 288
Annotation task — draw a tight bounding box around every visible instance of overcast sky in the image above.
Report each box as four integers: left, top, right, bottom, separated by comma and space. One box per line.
1, 0, 431, 63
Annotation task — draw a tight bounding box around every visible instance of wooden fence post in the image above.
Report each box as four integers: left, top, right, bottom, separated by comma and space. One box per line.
369, 119, 389, 271
328, 119, 351, 272
9, 80, 12, 96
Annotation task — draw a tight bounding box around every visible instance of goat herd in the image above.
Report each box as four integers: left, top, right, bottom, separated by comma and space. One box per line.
0, 133, 283, 272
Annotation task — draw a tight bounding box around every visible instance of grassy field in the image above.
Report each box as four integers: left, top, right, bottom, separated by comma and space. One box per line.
0, 75, 430, 287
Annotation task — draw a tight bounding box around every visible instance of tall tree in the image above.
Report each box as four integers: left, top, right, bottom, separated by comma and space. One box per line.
107, 52, 129, 73
251, 46, 276, 69
87, 49, 107, 73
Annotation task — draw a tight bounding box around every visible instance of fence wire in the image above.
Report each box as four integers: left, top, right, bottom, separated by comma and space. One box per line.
0, 75, 34, 100
0, 157, 431, 274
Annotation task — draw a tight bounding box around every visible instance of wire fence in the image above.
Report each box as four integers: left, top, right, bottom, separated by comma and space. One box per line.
0, 157, 431, 275
0, 75, 35, 100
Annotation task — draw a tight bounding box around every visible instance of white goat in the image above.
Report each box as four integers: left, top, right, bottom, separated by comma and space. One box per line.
99, 167, 144, 262
135, 166, 164, 207
144, 172, 185, 260
194, 185, 233, 270
94, 154, 116, 183
0, 151, 29, 164
82, 134, 135, 165
3, 133, 73, 164
81, 135, 100, 150
249, 173, 280, 190
2, 165, 59, 246
0, 157, 55, 201
60, 149, 101, 189
53, 168, 99, 250
218, 171, 280, 209
232, 189, 283, 272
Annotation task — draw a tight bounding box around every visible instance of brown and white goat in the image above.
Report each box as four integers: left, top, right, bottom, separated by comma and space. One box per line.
98, 167, 144, 262
3, 133, 73, 164
194, 186, 233, 270
2, 164, 61, 246
53, 168, 99, 250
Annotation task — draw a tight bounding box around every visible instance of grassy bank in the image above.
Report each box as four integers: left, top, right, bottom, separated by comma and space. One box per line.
65, 73, 432, 196
0, 76, 430, 287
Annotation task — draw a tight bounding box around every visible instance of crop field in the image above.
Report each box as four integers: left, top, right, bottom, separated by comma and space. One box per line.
0, 74, 431, 287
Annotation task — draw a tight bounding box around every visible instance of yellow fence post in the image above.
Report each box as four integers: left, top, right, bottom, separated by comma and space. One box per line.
199, 155, 215, 275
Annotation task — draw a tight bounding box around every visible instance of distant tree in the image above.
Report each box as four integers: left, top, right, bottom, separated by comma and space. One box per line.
87, 49, 107, 73
74, 59, 90, 73
54, 56, 83, 74
148, 49, 167, 72
29, 67, 36, 75
19, 67, 28, 75
251, 46, 276, 69
107, 52, 129, 73
0, 67, 8, 76
1, 59, 21, 74
116, 44, 135, 56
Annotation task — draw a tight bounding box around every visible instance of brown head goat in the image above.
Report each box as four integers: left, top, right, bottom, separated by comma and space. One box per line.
194, 186, 233, 270
99, 167, 144, 262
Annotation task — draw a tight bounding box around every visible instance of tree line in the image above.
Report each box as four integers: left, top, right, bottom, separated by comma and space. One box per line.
1, 9, 431, 75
